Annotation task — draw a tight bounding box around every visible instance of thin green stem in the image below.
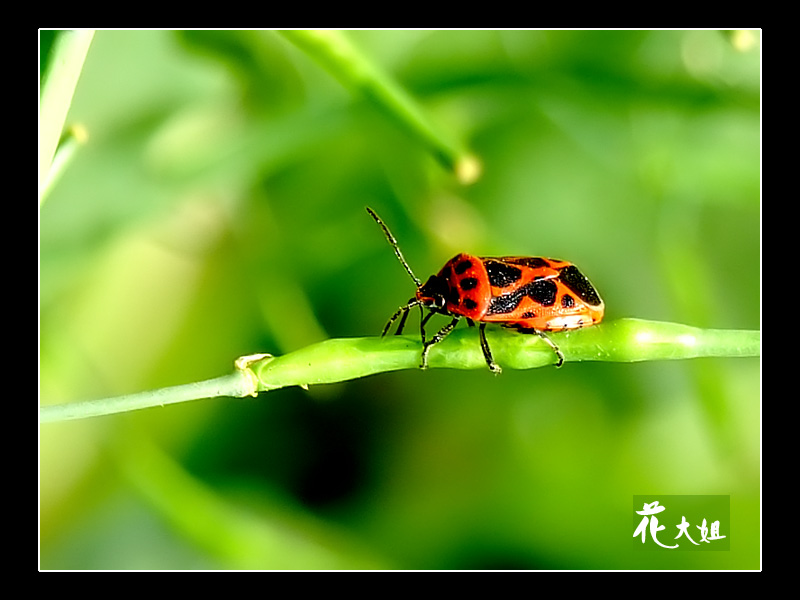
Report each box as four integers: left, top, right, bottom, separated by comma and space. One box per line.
39, 30, 94, 202
39, 319, 759, 424
39, 372, 253, 423
39, 124, 89, 203
279, 30, 480, 183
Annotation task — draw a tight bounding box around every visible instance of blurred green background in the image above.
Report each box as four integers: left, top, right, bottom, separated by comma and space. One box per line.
39, 30, 760, 570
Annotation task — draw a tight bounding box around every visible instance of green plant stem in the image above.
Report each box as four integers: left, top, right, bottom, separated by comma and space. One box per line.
39, 372, 252, 423
253, 318, 760, 389
39, 124, 88, 203
39, 30, 94, 201
279, 30, 479, 183
39, 319, 759, 423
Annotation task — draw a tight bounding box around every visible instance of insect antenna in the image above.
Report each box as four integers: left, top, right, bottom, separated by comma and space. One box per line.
366, 207, 422, 288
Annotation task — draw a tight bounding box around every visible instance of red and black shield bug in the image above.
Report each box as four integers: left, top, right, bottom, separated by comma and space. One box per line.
366, 207, 604, 373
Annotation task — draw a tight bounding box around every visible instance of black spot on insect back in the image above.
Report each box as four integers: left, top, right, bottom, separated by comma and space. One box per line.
558, 265, 602, 306
454, 259, 473, 275
487, 290, 524, 315
524, 279, 557, 307
447, 286, 461, 306
485, 260, 522, 288
561, 294, 575, 308
460, 277, 478, 291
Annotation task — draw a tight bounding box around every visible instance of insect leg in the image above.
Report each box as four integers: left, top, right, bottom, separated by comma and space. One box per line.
420, 316, 460, 370
512, 326, 564, 367
533, 329, 564, 367
382, 298, 418, 336
419, 309, 435, 347
395, 307, 410, 335
478, 322, 502, 374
